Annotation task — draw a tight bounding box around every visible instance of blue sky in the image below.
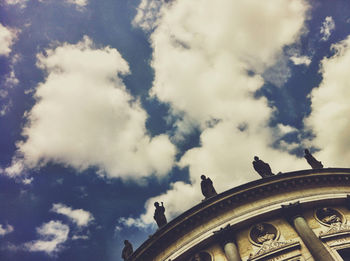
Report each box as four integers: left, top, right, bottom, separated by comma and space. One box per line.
1, 0, 350, 260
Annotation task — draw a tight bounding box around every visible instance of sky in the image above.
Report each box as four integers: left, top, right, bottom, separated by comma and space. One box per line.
1, 0, 350, 260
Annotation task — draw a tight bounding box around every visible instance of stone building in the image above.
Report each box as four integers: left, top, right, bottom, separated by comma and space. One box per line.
129, 168, 350, 261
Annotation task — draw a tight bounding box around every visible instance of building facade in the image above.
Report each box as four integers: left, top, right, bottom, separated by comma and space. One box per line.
129, 168, 350, 261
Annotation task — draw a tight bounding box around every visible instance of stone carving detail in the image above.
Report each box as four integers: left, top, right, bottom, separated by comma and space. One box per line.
315, 208, 350, 239
248, 223, 301, 261
249, 223, 278, 246
319, 222, 350, 239
315, 208, 343, 226
247, 240, 300, 261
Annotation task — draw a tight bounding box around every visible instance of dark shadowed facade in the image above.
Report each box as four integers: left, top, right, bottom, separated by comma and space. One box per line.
129, 168, 350, 261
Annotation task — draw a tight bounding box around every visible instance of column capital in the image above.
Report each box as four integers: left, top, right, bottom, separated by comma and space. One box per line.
213, 224, 236, 245
281, 201, 303, 223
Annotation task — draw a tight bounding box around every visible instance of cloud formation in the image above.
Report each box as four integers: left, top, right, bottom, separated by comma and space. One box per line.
6, 36, 176, 180
0, 23, 17, 56
65, 0, 87, 7
0, 224, 14, 236
51, 203, 94, 227
64, 0, 88, 11
25, 221, 69, 255
320, 16, 335, 41
290, 55, 311, 66
121, 0, 309, 227
305, 36, 350, 166
2, 0, 28, 8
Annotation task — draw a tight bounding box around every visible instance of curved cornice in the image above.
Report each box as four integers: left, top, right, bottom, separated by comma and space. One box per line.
130, 168, 350, 260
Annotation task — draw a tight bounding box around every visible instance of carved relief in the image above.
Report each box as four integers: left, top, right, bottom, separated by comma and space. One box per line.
248, 223, 301, 261
315, 208, 350, 239
247, 240, 301, 261
319, 222, 350, 239
315, 208, 344, 227
249, 223, 279, 246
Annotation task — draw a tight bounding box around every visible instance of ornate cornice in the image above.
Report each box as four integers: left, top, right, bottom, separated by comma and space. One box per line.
130, 168, 350, 261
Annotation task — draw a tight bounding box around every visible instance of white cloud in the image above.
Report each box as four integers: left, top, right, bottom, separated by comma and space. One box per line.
22, 177, 34, 185
0, 224, 14, 236
4, 159, 24, 177
71, 234, 89, 240
276, 123, 298, 135
3, 0, 28, 8
118, 217, 148, 229
0, 23, 17, 56
305, 36, 350, 166
25, 220, 69, 255
0, 99, 12, 117
65, 0, 87, 6
320, 16, 335, 41
0, 54, 20, 117
6, 36, 176, 180
126, 0, 309, 227
290, 55, 311, 66
263, 54, 292, 87
146, 0, 308, 125
64, 0, 88, 10
133, 0, 164, 31
51, 203, 94, 227
4, 70, 19, 87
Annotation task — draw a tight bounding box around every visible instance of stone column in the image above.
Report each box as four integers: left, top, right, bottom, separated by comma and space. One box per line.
214, 224, 242, 261
281, 202, 335, 261
223, 241, 241, 261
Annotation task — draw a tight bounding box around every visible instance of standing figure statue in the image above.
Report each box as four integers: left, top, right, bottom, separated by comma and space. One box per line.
154, 202, 167, 228
304, 149, 323, 169
122, 240, 133, 261
252, 156, 274, 178
200, 175, 217, 199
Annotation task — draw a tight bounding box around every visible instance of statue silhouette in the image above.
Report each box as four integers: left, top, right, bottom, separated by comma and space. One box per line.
122, 240, 133, 260
252, 156, 274, 178
154, 202, 167, 228
200, 175, 217, 199
304, 149, 323, 169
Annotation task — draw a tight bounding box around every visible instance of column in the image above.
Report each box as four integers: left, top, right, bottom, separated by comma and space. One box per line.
214, 224, 242, 261
223, 241, 241, 261
281, 202, 335, 261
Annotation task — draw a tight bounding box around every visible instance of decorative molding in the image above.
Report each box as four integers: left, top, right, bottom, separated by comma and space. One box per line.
247, 240, 300, 261
319, 223, 350, 239
248, 223, 280, 247
164, 192, 350, 261
314, 207, 345, 227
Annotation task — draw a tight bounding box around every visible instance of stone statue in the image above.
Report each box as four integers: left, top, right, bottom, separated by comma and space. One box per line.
200, 175, 217, 199
304, 149, 323, 169
121, 240, 133, 260
154, 202, 167, 228
252, 156, 274, 178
